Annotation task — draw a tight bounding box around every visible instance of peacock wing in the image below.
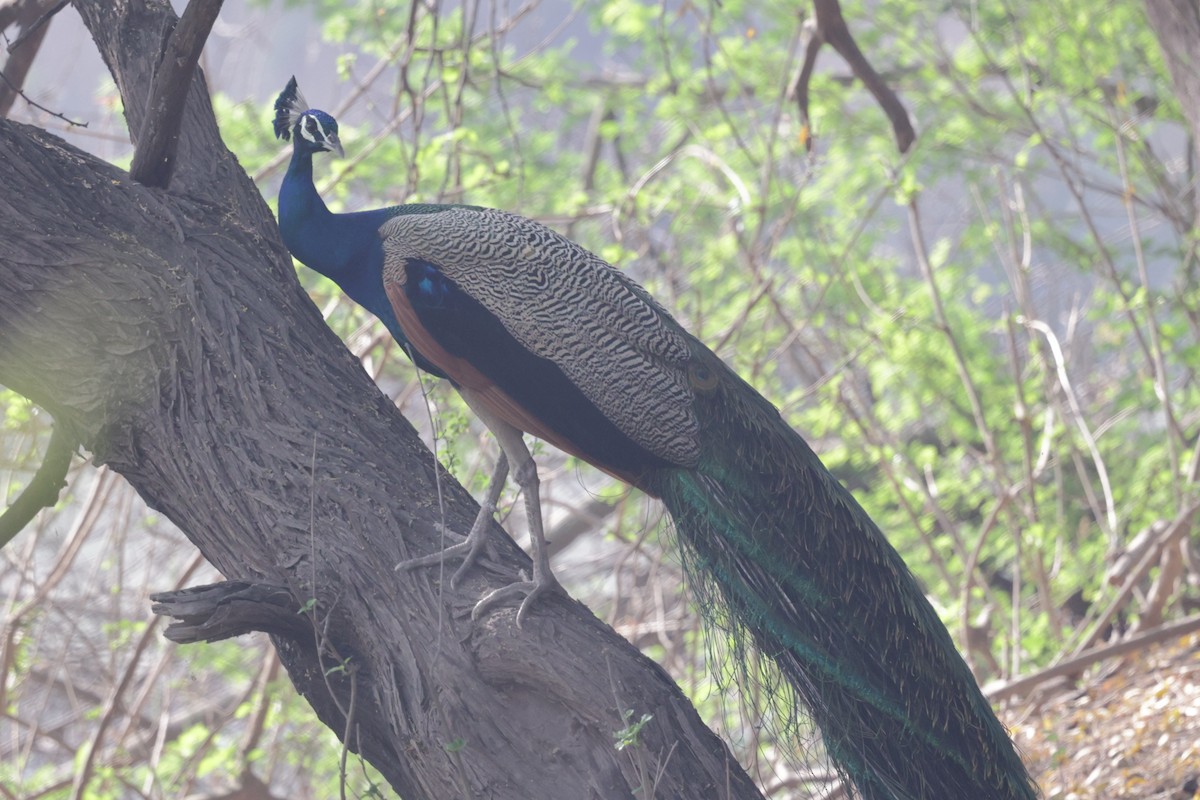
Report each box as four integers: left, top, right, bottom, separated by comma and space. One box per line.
379, 207, 700, 467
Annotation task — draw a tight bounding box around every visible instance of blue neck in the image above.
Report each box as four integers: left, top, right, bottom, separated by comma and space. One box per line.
278, 148, 412, 349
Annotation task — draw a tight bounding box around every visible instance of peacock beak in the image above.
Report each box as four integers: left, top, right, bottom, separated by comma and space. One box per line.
326, 134, 344, 157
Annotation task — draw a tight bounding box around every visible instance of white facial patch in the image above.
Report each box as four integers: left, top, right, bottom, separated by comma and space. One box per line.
298, 113, 333, 148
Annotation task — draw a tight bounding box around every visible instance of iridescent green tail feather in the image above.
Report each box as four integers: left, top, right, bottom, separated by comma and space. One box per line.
643, 341, 1038, 800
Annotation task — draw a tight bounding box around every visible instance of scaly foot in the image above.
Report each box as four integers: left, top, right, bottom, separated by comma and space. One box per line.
470, 566, 561, 627
394, 454, 508, 588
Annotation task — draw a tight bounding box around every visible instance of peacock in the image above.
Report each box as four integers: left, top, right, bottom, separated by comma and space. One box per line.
272, 77, 1039, 800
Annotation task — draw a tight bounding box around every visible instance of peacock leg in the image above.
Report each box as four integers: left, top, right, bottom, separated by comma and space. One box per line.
394, 451, 509, 588
397, 389, 560, 625
459, 392, 560, 625
471, 438, 560, 624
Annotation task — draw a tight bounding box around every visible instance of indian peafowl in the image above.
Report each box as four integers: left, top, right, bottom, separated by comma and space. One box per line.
273, 78, 1039, 800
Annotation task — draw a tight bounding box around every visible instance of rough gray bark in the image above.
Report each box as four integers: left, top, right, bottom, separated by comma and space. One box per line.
0, 1, 765, 798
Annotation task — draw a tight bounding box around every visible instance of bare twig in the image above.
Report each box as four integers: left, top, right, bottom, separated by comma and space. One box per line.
0, 468, 116, 712
0, 0, 61, 118
985, 612, 1200, 703
1022, 317, 1118, 539
1109, 103, 1184, 496
0, 62, 86, 126
1068, 504, 1199, 657
791, 0, 916, 153
3, 0, 67, 50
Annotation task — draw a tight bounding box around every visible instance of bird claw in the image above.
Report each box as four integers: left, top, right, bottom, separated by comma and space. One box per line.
470, 572, 561, 627
396, 453, 507, 586
394, 520, 492, 588
394, 448, 559, 627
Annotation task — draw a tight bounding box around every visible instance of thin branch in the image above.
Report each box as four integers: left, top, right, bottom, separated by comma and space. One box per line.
0, 60, 86, 126
1069, 503, 1199, 657
985, 611, 1200, 703
789, 17, 822, 153
0, 421, 74, 549
0, 1, 54, 118
1023, 317, 1118, 539
1109, 103, 1184, 496
791, 0, 916, 153
128, 0, 224, 188
4, 0, 67, 50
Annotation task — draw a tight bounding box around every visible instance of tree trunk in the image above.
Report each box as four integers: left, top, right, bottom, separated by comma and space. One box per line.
0, 1, 764, 797
1144, 0, 1200, 229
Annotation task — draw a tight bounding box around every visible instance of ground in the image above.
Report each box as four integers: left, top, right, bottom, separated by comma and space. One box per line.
1010, 631, 1200, 799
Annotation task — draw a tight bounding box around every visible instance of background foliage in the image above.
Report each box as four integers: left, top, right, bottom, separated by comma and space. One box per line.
2, 0, 1196, 797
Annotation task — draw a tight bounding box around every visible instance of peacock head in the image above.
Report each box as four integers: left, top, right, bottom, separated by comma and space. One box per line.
273, 76, 344, 157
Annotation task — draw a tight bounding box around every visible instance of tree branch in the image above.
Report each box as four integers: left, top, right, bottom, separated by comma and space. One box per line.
2, 0, 67, 48
985, 612, 1200, 703
128, 0, 224, 188
0, 0, 67, 119
151, 582, 312, 644
1143, 0, 1200, 228
72, 0, 247, 203
0, 420, 74, 549
792, 0, 916, 153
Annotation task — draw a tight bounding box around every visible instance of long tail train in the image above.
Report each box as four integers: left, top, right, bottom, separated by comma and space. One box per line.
643, 340, 1037, 799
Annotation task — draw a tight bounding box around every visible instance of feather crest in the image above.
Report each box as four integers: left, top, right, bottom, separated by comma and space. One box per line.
273, 76, 309, 141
